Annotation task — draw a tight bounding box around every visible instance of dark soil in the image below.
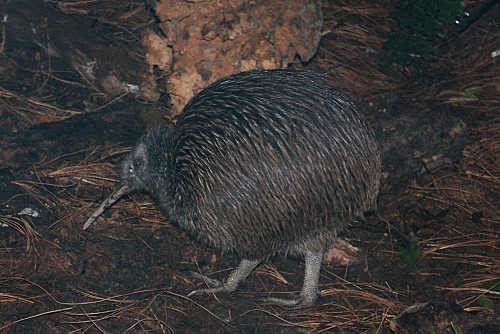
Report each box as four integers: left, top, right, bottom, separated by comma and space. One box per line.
0, 1, 498, 333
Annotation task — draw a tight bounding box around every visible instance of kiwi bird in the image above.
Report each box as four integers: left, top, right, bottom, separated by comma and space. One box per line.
85, 69, 381, 306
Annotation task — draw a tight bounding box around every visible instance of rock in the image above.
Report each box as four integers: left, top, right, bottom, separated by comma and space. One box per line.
144, 0, 323, 114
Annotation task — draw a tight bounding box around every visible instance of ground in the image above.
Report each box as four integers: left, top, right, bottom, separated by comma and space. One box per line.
0, 1, 498, 332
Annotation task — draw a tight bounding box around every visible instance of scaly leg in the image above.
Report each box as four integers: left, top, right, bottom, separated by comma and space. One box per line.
260, 250, 322, 307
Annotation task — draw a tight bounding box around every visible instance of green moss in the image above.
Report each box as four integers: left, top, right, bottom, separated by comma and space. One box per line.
397, 234, 422, 268
481, 281, 500, 292
477, 296, 495, 309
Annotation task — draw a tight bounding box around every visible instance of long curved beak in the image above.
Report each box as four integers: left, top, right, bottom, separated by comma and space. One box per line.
83, 184, 131, 230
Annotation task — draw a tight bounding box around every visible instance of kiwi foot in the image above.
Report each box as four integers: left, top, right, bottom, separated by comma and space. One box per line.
187, 259, 261, 297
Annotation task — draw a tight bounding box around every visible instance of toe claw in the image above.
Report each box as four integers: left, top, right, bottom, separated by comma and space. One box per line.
183, 270, 225, 297
186, 289, 201, 298
256, 291, 320, 307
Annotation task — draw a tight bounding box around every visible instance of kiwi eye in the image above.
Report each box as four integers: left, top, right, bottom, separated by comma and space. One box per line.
129, 165, 134, 174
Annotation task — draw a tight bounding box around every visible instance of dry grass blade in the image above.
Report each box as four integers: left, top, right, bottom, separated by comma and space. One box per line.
255, 263, 289, 285
410, 181, 498, 216
0, 216, 38, 253
0, 275, 234, 332
463, 117, 500, 185
406, 117, 499, 311
11, 179, 70, 223
408, 116, 499, 223
0, 86, 81, 124
0, 277, 73, 331
441, 287, 500, 297
49, 0, 101, 15
285, 272, 404, 331
240, 308, 315, 330
316, 1, 400, 97
0, 292, 34, 304
115, 196, 170, 228
47, 163, 120, 189
426, 9, 499, 112
10, 160, 167, 235
61, 289, 234, 331
0, 307, 73, 331
5, 146, 137, 234
50, 0, 153, 30
423, 237, 499, 257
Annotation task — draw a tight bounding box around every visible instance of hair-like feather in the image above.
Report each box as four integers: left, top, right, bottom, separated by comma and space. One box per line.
121, 69, 381, 260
